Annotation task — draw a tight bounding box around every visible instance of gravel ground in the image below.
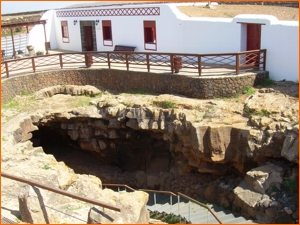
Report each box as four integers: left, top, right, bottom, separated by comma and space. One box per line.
177, 4, 298, 21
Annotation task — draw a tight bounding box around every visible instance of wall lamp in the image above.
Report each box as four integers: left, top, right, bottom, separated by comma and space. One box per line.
73, 20, 78, 25
95, 20, 100, 26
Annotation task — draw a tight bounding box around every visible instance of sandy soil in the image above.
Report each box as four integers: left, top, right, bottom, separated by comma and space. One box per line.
177, 4, 298, 21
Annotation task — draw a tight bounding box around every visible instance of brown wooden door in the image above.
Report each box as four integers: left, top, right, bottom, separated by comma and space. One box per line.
246, 24, 261, 66
247, 24, 261, 51
84, 26, 93, 51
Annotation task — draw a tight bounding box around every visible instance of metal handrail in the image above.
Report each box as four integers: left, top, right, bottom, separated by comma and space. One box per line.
102, 183, 136, 192
1, 172, 121, 212
105, 184, 223, 224
1, 49, 266, 78
178, 192, 223, 224
139, 188, 178, 197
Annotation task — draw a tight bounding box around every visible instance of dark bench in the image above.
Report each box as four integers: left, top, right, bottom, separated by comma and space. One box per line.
113, 45, 136, 52
112, 45, 136, 61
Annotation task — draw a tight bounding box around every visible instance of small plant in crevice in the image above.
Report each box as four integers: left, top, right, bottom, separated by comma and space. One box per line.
2, 98, 20, 110
283, 178, 298, 193
255, 109, 271, 117
150, 211, 190, 224
14, 217, 22, 223
153, 100, 177, 109
74, 96, 92, 107
203, 112, 209, 119
66, 204, 82, 211
21, 91, 31, 96
292, 120, 299, 126
261, 78, 274, 86
242, 85, 255, 95
204, 201, 212, 206
244, 107, 271, 117
43, 164, 51, 170
125, 102, 135, 108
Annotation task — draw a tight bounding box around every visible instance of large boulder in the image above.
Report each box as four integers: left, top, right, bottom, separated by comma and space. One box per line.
18, 176, 149, 224
87, 190, 149, 224
281, 126, 299, 163
233, 180, 262, 218
244, 163, 283, 194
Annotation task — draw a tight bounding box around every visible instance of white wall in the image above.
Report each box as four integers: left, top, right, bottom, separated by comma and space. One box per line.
54, 17, 82, 52
261, 21, 298, 82
52, 4, 184, 53
47, 10, 58, 50
45, 3, 298, 81
28, 10, 54, 52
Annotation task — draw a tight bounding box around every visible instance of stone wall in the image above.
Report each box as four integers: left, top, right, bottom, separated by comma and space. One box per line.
1, 68, 268, 103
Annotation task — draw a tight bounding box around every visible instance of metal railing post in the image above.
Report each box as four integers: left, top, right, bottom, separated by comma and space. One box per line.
125, 53, 129, 71
188, 201, 190, 222
107, 52, 111, 69
170, 54, 174, 74
198, 55, 202, 76
207, 208, 209, 223
236, 54, 240, 75
178, 195, 181, 223
154, 193, 157, 212
170, 195, 172, 214
262, 49, 266, 70
59, 54, 63, 69
146, 53, 150, 72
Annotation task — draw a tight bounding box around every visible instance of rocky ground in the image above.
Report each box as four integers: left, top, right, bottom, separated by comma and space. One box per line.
1, 80, 299, 223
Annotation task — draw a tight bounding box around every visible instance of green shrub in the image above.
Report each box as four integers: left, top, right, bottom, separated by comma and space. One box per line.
2, 98, 20, 109
15, 27, 22, 32
164, 214, 180, 224
242, 85, 255, 95
153, 100, 177, 109
283, 178, 298, 193
43, 164, 51, 170
261, 78, 274, 86
244, 108, 271, 117
150, 211, 190, 224
255, 109, 271, 117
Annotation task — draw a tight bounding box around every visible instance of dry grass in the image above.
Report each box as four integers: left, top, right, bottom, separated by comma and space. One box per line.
177, 4, 298, 21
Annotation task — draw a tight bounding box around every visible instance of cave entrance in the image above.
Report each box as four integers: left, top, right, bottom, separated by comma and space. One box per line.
31, 121, 173, 184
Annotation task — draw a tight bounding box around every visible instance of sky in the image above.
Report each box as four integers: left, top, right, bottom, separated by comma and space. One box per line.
1, 1, 94, 14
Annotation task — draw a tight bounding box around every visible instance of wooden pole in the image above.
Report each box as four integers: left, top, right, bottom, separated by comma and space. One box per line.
43, 23, 49, 55
236, 54, 240, 75
10, 28, 16, 58
198, 55, 202, 76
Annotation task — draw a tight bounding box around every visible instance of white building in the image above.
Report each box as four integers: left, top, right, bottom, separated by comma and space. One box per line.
28, 2, 299, 81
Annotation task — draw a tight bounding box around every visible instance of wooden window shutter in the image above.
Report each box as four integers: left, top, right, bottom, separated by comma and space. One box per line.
102, 20, 111, 27
144, 21, 155, 28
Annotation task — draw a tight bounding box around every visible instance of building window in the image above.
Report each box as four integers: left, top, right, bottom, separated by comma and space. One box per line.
61, 21, 69, 43
144, 21, 156, 50
102, 20, 113, 46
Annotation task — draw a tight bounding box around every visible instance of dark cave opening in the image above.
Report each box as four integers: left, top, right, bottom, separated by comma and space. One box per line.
31, 122, 173, 177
